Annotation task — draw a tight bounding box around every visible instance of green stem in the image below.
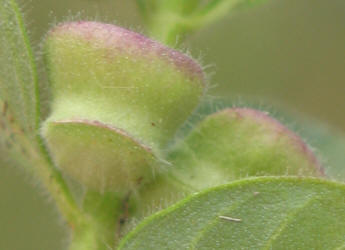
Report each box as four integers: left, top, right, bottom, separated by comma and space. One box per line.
69, 222, 114, 250
68, 191, 124, 249
0, 97, 81, 227
147, 11, 189, 46
144, 0, 243, 46
28, 136, 82, 226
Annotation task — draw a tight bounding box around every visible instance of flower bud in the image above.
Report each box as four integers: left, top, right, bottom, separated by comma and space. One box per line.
131, 108, 324, 219
168, 108, 324, 189
41, 21, 205, 192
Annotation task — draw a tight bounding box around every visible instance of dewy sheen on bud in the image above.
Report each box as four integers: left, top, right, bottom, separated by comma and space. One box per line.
41, 21, 206, 192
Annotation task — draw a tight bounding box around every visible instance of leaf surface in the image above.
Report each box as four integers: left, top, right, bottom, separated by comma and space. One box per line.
0, 0, 39, 134
119, 177, 345, 249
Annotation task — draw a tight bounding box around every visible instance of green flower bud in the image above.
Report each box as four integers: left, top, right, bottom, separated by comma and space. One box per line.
168, 108, 324, 190
130, 108, 324, 219
41, 21, 205, 192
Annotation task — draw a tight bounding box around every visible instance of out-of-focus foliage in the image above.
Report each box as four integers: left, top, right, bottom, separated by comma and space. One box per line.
0, 0, 39, 134
136, 0, 267, 45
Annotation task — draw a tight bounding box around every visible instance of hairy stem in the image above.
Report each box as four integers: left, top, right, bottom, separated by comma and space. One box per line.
28, 136, 82, 226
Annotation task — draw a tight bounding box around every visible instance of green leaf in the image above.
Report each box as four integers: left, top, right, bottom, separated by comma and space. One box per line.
0, 0, 39, 134
119, 177, 345, 249
0, 2, 81, 227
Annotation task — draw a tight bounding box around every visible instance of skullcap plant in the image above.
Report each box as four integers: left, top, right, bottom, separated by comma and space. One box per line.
1, 0, 344, 249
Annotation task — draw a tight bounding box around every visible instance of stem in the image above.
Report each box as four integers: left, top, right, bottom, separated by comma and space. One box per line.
69, 222, 114, 250
28, 136, 82, 226
24, 132, 125, 249
147, 11, 189, 46
144, 0, 242, 46
70, 191, 124, 250
0, 97, 81, 227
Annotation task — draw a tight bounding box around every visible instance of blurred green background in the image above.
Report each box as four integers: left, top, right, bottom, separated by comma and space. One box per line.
1, 0, 344, 249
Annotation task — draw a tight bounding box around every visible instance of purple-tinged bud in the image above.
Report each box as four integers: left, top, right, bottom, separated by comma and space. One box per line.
41, 21, 206, 191
168, 108, 324, 190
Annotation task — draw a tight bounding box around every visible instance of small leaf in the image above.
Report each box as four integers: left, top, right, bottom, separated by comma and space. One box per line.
0, 0, 39, 134
119, 177, 345, 249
